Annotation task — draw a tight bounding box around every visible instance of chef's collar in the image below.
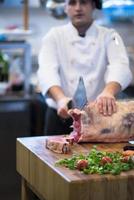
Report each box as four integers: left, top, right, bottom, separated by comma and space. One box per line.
67, 21, 98, 42
79, 33, 85, 37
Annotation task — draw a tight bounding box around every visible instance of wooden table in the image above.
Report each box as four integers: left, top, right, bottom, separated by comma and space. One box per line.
16, 136, 134, 200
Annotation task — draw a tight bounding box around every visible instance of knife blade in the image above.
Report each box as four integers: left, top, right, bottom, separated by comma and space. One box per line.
67, 76, 88, 110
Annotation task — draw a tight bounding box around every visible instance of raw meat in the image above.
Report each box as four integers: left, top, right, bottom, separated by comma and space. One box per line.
46, 136, 74, 153
69, 100, 134, 143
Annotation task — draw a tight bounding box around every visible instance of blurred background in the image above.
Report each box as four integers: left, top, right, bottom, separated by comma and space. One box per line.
0, 0, 134, 200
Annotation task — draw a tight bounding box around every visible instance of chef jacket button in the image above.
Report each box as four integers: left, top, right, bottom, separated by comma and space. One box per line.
90, 79, 94, 85
70, 79, 74, 83
71, 59, 75, 65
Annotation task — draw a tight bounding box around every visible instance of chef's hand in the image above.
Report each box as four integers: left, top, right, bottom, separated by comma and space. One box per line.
96, 92, 117, 116
57, 97, 72, 119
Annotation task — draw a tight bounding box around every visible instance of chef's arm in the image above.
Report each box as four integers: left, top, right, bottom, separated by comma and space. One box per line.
48, 86, 71, 118
96, 81, 121, 116
105, 31, 132, 91
48, 86, 66, 101
101, 81, 121, 97
98, 30, 132, 116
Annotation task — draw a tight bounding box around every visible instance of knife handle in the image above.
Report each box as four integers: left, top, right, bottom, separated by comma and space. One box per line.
123, 145, 134, 151
67, 100, 73, 109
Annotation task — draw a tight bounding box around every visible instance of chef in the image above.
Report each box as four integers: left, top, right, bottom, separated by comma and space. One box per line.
37, 0, 132, 135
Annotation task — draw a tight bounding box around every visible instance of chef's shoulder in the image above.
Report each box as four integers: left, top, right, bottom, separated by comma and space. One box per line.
42, 24, 68, 42
96, 24, 122, 45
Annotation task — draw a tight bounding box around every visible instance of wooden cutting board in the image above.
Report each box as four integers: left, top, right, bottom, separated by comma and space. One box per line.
16, 136, 134, 200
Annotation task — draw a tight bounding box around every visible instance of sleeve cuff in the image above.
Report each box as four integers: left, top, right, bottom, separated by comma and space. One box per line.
105, 64, 133, 90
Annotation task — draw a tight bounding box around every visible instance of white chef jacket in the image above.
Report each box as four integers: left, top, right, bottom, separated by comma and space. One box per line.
38, 22, 132, 109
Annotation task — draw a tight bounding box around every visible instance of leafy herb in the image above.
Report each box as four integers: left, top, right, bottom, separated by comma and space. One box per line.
55, 147, 134, 175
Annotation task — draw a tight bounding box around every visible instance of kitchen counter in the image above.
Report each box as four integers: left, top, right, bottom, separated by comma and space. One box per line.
16, 136, 134, 200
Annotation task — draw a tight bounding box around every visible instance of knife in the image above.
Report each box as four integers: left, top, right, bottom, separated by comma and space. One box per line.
67, 76, 88, 110
123, 145, 134, 151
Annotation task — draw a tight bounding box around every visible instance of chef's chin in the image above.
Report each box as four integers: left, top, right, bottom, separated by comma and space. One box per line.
72, 19, 86, 28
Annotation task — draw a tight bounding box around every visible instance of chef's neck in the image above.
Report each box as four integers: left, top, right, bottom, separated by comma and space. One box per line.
73, 20, 93, 37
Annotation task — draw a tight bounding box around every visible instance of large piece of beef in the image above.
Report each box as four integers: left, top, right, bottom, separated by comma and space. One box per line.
69, 100, 134, 143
